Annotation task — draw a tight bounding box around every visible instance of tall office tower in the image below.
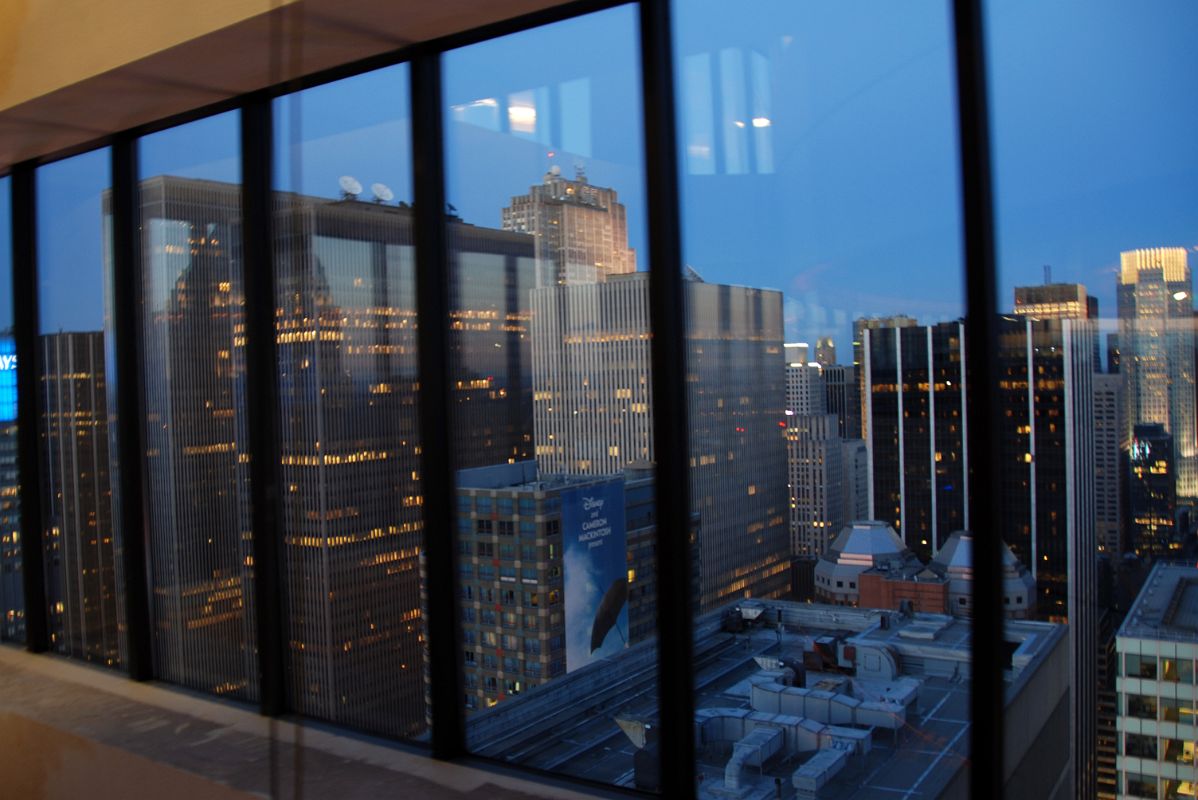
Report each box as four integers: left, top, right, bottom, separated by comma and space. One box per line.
1107, 333, 1120, 374
1014, 282, 1098, 320
786, 414, 843, 557
1115, 563, 1198, 800
785, 362, 825, 415
1117, 247, 1196, 498
38, 332, 120, 666
784, 361, 844, 556
1094, 373, 1124, 554
139, 176, 257, 700
861, 321, 967, 562
136, 176, 536, 733
814, 336, 836, 367
823, 364, 860, 440
501, 167, 635, 288
273, 190, 536, 736
853, 315, 918, 441
454, 462, 674, 710
1014, 280, 1100, 366
533, 272, 789, 612
840, 438, 870, 522
1127, 423, 1177, 557
0, 333, 20, 641
783, 342, 809, 366
995, 314, 1097, 800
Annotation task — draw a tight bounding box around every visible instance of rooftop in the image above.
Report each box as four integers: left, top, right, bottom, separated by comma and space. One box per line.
1119, 562, 1198, 642
465, 600, 1066, 797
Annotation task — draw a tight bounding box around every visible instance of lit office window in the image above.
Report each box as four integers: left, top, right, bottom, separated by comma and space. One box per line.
35, 149, 124, 668
986, 3, 1198, 797
674, 1, 983, 795
444, 8, 661, 787
0, 175, 20, 643
139, 112, 257, 701
273, 65, 426, 738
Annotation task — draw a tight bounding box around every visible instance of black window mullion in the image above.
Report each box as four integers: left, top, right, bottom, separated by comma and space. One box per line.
952, 0, 1004, 796
240, 96, 289, 718
10, 161, 49, 653
410, 51, 465, 760
110, 135, 155, 680
639, 0, 697, 796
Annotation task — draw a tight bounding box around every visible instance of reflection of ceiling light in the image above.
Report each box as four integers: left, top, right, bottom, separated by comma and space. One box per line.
1175, 291, 1189, 301
508, 105, 537, 132
751, 116, 771, 128
733, 120, 746, 128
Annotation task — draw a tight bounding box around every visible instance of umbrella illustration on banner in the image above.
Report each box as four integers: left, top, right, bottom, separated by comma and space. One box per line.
590, 576, 629, 653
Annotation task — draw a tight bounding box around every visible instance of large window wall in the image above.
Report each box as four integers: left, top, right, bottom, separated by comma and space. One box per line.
4, 0, 1158, 797
35, 149, 124, 668
138, 112, 258, 701
442, 8, 660, 784
0, 176, 19, 644
272, 65, 426, 738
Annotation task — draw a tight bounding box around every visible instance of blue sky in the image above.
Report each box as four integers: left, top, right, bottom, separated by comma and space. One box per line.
19, 1, 1198, 356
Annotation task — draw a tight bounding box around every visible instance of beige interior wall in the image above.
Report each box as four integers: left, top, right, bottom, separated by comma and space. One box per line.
0, 0, 562, 167
0, 0, 292, 113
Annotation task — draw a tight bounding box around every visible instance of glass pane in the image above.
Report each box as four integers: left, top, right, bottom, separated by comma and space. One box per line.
986, 3, 1198, 798
35, 149, 124, 667
444, 8, 659, 787
674, 1, 994, 796
0, 175, 20, 643
138, 112, 257, 700
273, 65, 425, 737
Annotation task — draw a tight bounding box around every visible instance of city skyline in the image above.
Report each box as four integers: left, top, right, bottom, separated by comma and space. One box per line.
17, 3, 1198, 364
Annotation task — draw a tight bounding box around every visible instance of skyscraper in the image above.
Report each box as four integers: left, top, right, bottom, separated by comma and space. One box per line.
853, 315, 917, 441
1014, 282, 1098, 320
784, 362, 844, 557
1117, 247, 1196, 498
864, 313, 1099, 796
1127, 423, 1177, 557
860, 320, 968, 561
996, 314, 1098, 800
502, 167, 635, 288
39, 331, 120, 666
822, 364, 860, 440
135, 176, 538, 734
1093, 373, 1124, 555
814, 336, 836, 367
532, 272, 789, 611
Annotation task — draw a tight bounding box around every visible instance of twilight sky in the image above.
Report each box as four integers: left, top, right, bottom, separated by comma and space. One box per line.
13, 0, 1198, 358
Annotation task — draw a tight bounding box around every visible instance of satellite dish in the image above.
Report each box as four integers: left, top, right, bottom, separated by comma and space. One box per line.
339, 175, 362, 198
371, 182, 394, 203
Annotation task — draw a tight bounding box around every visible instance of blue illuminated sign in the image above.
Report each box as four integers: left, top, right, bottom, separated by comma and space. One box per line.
0, 337, 15, 422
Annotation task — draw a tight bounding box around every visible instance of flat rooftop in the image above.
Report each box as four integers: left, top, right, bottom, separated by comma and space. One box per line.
1119, 562, 1198, 642
466, 600, 1066, 797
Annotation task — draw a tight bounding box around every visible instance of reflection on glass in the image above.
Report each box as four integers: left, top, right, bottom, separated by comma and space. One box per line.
0, 176, 20, 643
273, 66, 426, 737
35, 150, 124, 667
671, 1, 1018, 796
138, 112, 257, 700
445, 8, 661, 788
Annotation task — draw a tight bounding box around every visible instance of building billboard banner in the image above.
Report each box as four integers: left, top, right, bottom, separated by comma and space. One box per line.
562, 477, 628, 672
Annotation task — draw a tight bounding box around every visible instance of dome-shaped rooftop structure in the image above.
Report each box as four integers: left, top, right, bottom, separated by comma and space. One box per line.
928, 530, 1037, 618
814, 522, 922, 606
822, 521, 909, 567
